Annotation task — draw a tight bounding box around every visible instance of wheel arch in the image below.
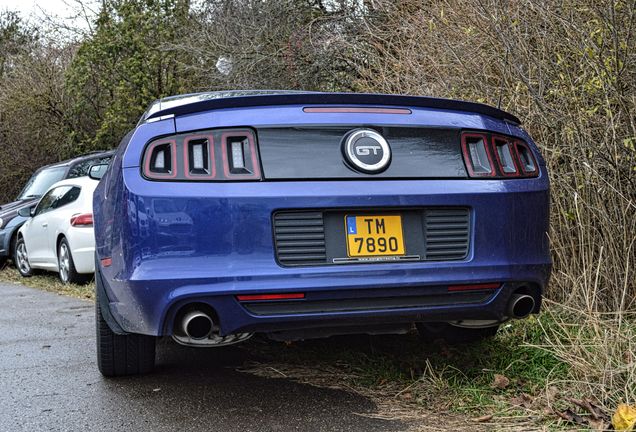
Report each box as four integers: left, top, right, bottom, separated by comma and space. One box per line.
56, 233, 67, 255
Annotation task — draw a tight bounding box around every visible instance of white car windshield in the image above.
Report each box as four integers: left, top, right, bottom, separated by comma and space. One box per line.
18, 167, 66, 200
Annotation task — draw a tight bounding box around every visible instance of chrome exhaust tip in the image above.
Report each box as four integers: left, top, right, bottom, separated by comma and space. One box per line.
182, 311, 213, 340
508, 294, 535, 319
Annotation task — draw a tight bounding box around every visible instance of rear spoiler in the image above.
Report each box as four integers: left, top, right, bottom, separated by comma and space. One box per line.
144, 92, 521, 124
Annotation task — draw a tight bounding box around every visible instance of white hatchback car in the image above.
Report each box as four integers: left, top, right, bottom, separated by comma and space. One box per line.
15, 177, 99, 284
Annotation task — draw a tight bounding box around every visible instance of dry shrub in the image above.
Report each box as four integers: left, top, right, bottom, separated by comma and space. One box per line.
348, 0, 636, 310
0, 43, 75, 203
537, 301, 636, 409
346, 0, 636, 405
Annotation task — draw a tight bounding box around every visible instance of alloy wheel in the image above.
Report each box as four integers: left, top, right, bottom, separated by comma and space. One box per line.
59, 243, 70, 283
16, 242, 30, 274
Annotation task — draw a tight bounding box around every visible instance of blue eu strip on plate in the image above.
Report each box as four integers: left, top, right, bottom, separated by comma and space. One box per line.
346, 216, 357, 235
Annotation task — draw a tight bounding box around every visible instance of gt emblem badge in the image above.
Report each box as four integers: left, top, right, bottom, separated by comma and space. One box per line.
342, 129, 391, 174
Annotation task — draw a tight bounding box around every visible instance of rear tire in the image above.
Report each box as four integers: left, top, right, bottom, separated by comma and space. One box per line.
14, 237, 33, 277
96, 289, 156, 377
9, 232, 18, 267
58, 238, 91, 284
416, 322, 499, 345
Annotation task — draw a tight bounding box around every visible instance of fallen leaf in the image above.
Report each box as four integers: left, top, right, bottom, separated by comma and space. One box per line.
567, 398, 610, 422
472, 414, 493, 423
546, 386, 559, 403
555, 408, 587, 427
492, 374, 510, 390
510, 393, 533, 409
613, 404, 636, 431
588, 418, 609, 431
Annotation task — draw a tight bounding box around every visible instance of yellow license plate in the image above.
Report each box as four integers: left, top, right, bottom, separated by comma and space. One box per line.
345, 215, 405, 257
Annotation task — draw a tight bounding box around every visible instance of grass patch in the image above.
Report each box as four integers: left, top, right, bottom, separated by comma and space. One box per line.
244, 315, 570, 424
0, 264, 94, 300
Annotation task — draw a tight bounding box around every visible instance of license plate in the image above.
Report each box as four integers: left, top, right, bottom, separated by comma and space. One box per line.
345, 215, 405, 257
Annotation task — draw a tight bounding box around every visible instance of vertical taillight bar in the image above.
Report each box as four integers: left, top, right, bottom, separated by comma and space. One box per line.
183, 134, 216, 179
514, 141, 539, 176
492, 135, 520, 177
143, 139, 177, 179
220, 130, 261, 180
461, 133, 496, 177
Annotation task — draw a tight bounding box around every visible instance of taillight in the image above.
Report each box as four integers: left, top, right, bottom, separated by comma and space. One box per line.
461, 133, 495, 177
221, 130, 261, 179
144, 139, 177, 179
71, 213, 93, 227
184, 134, 215, 179
492, 135, 519, 177
461, 131, 539, 179
514, 141, 538, 176
142, 128, 262, 181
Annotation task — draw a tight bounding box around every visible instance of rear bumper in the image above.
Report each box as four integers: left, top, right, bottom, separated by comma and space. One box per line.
98, 175, 551, 336
101, 260, 550, 336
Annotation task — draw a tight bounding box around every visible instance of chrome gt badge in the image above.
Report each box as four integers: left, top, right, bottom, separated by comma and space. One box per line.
342, 129, 391, 174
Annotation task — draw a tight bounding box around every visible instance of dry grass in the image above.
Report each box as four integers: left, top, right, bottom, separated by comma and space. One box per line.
0, 265, 94, 300
535, 301, 636, 409
239, 314, 576, 429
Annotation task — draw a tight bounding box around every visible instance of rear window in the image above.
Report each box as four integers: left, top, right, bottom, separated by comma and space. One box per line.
67, 156, 112, 179
52, 186, 81, 209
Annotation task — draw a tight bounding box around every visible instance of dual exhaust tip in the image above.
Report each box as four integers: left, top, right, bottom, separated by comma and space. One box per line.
175, 309, 254, 347
182, 310, 214, 340
507, 293, 535, 319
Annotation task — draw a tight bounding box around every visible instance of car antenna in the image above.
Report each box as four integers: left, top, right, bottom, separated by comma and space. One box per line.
497, 48, 509, 111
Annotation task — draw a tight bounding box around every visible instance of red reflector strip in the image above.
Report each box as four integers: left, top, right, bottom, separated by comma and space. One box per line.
236, 293, 305, 301
100, 257, 112, 267
303, 107, 412, 114
448, 283, 500, 292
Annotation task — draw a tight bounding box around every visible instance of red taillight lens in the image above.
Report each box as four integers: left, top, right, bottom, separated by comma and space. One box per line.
492, 135, 520, 177
461, 132, 539, 179
221, 130, 261, 180
514, 141, 539, 176
461, 133, 495, 177
144, 139, 177, 179
236, 293, 305, 301
183, 134, 216, 179
142, 128, 262, 182
70, 213, 93, 227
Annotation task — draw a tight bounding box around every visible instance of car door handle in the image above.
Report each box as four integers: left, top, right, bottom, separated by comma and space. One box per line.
42, 223, 48, 228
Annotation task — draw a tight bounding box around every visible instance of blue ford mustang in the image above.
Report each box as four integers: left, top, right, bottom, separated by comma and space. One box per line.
93, 91, 551, 376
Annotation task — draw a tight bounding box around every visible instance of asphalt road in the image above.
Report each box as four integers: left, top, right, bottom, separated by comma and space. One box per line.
0, 282, 405, 432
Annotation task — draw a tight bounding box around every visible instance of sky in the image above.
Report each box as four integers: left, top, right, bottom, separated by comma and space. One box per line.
0, 0, 96, 30
2, 0, 78, 17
